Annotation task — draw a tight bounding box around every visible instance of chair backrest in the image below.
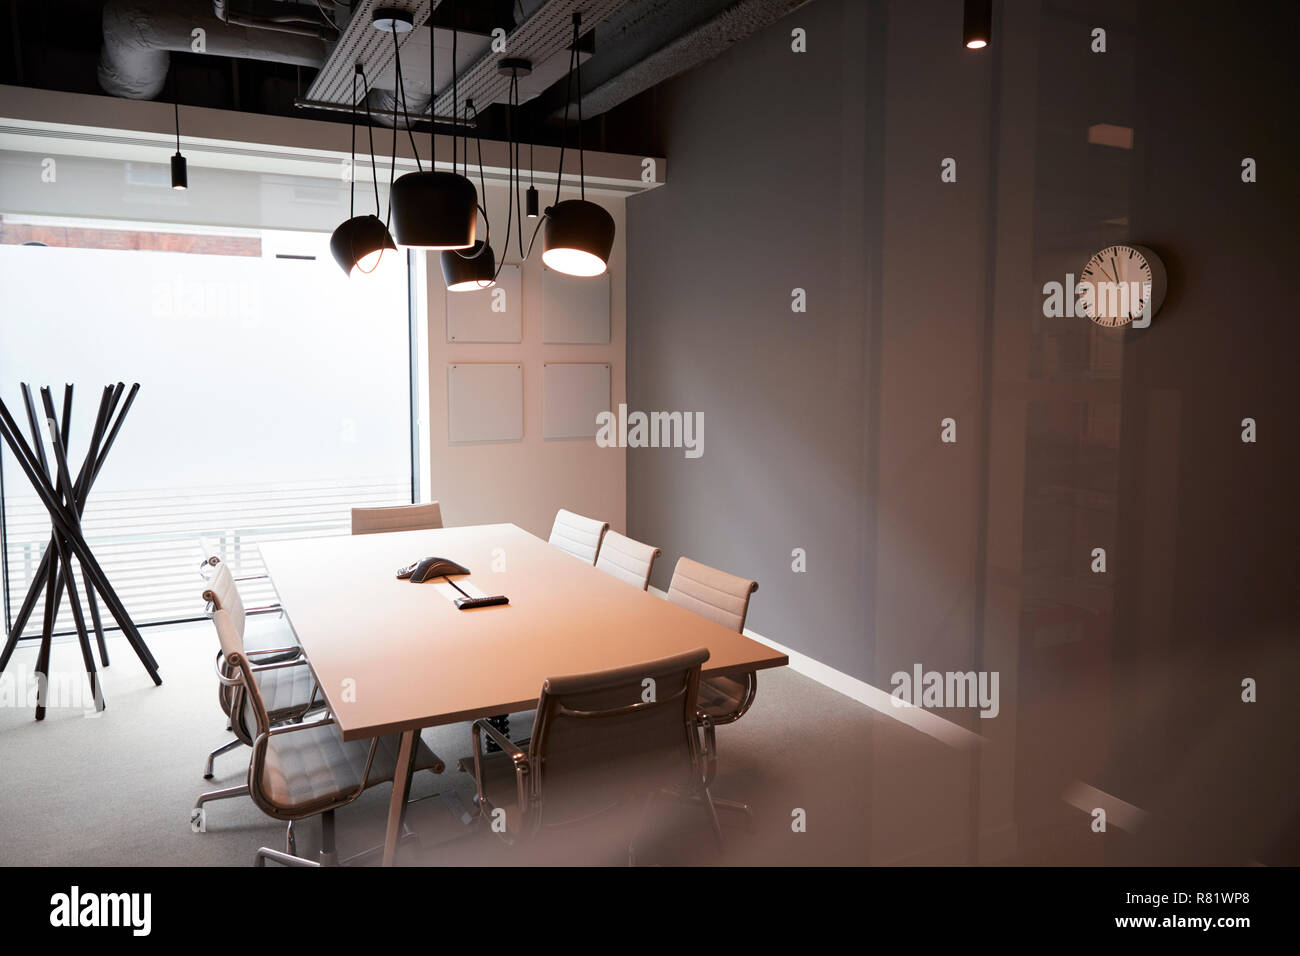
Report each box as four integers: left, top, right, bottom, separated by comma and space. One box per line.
594, 530, 661, 590
528, 647, 709, 828
351, 502, 443, 535
208, 606, 266, 746
666, 557, 759, 633
201, 559, 246, 639
548, 508, 609, 565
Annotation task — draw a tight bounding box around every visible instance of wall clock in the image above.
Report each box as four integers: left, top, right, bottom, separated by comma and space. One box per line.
1079, 244, 1166, 328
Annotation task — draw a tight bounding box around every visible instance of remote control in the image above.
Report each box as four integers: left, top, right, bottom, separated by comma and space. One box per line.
454, 595, 510, 610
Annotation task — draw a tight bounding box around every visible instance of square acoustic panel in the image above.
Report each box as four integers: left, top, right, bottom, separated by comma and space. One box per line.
542, 267, 611, 344
447, 363, 523, 444
446, 264, 521, 343
543, 363, 610, 440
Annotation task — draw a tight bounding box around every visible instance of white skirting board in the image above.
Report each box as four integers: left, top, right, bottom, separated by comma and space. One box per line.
647, 586, 982, 751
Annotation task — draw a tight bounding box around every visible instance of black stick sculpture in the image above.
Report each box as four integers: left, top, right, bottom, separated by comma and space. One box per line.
0, 383, 161, 720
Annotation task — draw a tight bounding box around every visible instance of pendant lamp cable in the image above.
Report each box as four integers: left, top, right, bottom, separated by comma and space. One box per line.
575, 17, 585, 200
174, 101, 181, 152
348, 69, 357, 220
390, 22, 422, 171
357, 67, 384, 220
349, 65, 391, 277
451, 26, 458, 176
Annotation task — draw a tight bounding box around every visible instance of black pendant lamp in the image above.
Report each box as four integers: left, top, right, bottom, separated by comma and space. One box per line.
382, 10, 478, 250
330, 66, 397, 277
542, 13, 614, 277
442, 240, 496, 290
170, 102, 187, 190
963, 0, 992, 49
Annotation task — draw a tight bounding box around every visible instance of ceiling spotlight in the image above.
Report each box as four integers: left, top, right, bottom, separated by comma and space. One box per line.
963, 0, 992, 50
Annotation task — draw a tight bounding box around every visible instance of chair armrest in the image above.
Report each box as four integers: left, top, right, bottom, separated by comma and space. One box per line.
265, 714, 337, 737
472, 718, 525, 757
246, 645, 300, 660
249, 657, 312, 674
470, 718, 531, 820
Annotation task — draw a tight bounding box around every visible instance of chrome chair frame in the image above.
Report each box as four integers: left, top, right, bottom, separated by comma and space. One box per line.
193, 648, 323, 819
210, 644, 440, 867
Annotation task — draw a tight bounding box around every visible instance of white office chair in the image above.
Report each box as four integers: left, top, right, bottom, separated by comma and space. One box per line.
351, 502, 443, 535
595, 530, 662, 590
666, 556, 760, 822
197, 559, 314, 784
548, 508, 609, 565
207, 607, 445, 867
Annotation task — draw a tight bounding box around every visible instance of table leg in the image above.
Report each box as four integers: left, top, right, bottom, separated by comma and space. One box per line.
382, 730, 418, 866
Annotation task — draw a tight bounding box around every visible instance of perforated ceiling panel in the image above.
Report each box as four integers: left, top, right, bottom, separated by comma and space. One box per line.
303, 0, 433, 107
431, 0, 628, 118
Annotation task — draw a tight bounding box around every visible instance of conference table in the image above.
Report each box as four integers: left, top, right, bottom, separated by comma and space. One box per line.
259, 522, 788, 865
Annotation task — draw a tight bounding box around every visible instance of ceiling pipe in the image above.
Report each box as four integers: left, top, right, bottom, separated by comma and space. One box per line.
212, 0, 337, 40
98, 0, 329, 100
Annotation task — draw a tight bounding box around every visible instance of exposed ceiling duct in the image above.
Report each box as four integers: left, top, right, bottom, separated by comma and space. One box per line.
549, 0, 809, 119
98, 0, 331, 100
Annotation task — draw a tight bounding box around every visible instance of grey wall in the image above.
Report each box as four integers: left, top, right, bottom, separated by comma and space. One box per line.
627, 0, 1300, 864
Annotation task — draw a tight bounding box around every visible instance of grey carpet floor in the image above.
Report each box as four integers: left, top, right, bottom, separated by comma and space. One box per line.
0, 619, 974, 866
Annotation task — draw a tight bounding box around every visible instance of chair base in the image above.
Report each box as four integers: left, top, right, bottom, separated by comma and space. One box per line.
255, 846, 320, 867
203, 737, 243, 779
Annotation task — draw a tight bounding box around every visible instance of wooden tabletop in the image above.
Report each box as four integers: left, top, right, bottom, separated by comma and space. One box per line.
260, 523, 788, 740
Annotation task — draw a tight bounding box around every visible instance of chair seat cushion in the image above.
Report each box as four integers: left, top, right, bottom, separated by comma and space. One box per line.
262, 726, 440, 812
242, 617, 299, 655
697, 675, 747, 718
257, 663, 318, 718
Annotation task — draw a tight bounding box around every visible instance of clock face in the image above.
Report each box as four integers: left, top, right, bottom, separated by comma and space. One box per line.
1080, 244, 1164, 328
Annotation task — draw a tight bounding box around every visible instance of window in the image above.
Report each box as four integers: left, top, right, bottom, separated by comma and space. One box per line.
0, 215, 415, 635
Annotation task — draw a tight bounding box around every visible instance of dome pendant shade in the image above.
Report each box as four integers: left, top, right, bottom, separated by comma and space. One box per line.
330, 214, 397, 276
390, 171, 478, 249
541, 199, 615, 277
442, 241, 496, 291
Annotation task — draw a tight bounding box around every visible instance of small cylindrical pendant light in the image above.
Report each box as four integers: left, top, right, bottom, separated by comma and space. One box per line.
171, 102, 187, 189
963, 0, 992, 49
